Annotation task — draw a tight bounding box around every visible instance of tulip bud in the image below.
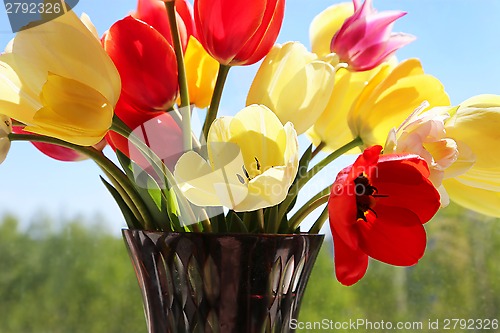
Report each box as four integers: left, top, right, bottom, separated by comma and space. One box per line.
103, 16, 179, 111
194, 0, 285, 66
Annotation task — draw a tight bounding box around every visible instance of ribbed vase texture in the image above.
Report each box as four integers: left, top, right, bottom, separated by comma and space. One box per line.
122, 230, 324, 333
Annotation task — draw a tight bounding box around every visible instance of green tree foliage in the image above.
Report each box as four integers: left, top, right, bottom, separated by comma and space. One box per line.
0, 204, 499, 332
298, 203, 500, 332
0, 216, 144, 333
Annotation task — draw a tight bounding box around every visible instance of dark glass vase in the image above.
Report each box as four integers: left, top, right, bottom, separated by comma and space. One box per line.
122, 230, 324, 333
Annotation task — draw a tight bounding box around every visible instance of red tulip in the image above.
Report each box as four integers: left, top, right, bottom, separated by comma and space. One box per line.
103, 16, 178, 111
328, 145, 440, 286
194, 0, 285, 66
12, 126, 106, 162
106, 100, 184, 174
134, 0, 196, 51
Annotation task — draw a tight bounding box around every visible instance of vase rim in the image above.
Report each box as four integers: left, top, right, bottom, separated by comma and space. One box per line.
122, 228, 325, 239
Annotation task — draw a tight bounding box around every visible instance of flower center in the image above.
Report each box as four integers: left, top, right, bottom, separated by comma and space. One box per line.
354, 173, 385, 222
236, 157, 261, 184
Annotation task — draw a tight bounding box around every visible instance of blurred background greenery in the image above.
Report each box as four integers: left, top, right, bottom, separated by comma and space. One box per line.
0, 203, 498, 333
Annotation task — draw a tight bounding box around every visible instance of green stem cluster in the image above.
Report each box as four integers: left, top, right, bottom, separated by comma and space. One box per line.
111, 118, 212, 232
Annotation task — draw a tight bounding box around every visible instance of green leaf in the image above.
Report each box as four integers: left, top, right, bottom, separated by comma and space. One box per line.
99, 176, 142, 229
166, 186, 182, 232
287, 144, 314, 212
116, 150, 173, 231
226, 210, 248, 233
264, 205, 279, 233
275, 144, 314, 229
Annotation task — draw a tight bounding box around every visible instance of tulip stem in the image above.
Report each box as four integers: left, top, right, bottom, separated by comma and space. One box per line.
8, 133, 155, 230
308, 205, 329, 234
202, 64, 231, 140
288, 194, 329, 231
276, 137, 363, 228
288, 188, 330, 230
301, 136, 363, 188
311, 142, 326, 159
165, 0, 192, 152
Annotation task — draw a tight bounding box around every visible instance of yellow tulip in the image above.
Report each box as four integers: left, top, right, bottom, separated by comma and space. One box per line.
183, 36, 219, 108
246, 42, 336, 134
307, 62, 389, 152
0, 11, 120, 146
310, 2, 354, 57
443, 178, 500, 218
174, 105, 299, 211
348, 59, 451, 148
442, 94, 500, 217
0, 115, 12, 164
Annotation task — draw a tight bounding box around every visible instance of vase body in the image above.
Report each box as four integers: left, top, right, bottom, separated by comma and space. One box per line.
122, 230, 324, 333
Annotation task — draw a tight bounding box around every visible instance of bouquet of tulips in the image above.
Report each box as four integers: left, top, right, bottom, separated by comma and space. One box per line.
1, 0, 499, 286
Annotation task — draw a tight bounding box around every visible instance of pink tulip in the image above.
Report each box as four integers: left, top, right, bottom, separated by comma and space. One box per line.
330, 0, 415, 71
12, 126, 106, 162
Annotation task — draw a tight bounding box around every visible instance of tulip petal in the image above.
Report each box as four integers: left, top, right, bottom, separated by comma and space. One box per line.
176, 104, 298, 211
443, 178, 500, 218
373, 155, 441, 223
107, 100, 183, 171
0, 115, 12, 164
247, 166, 289, 207
104, 16, 178, 110
234, 0, 285, 66
195, 0, 265, 64
184, 36, 218, 108
308, 64, 386, 151
174, 150, 248, 208
329, 171, 359, 250
310, 2, 354, 56
445, 95, 500, 189
134, 0, 190, 48
9, 10, 120, 106
0, 53, 43, 122
13, 126, 89, 162
331, 226, 369, 286
349, 59, 450, 147
24, 73, 113, 146
357, 204, 427, 266
195, 0, 284, 65
225, 105, 287, 176
247, 43, 335, 134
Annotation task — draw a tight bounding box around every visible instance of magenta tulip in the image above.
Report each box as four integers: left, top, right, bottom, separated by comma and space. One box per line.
331, 0, 415, 71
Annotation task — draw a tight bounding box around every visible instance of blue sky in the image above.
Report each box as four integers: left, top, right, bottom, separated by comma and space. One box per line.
0, 0, 499, 233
